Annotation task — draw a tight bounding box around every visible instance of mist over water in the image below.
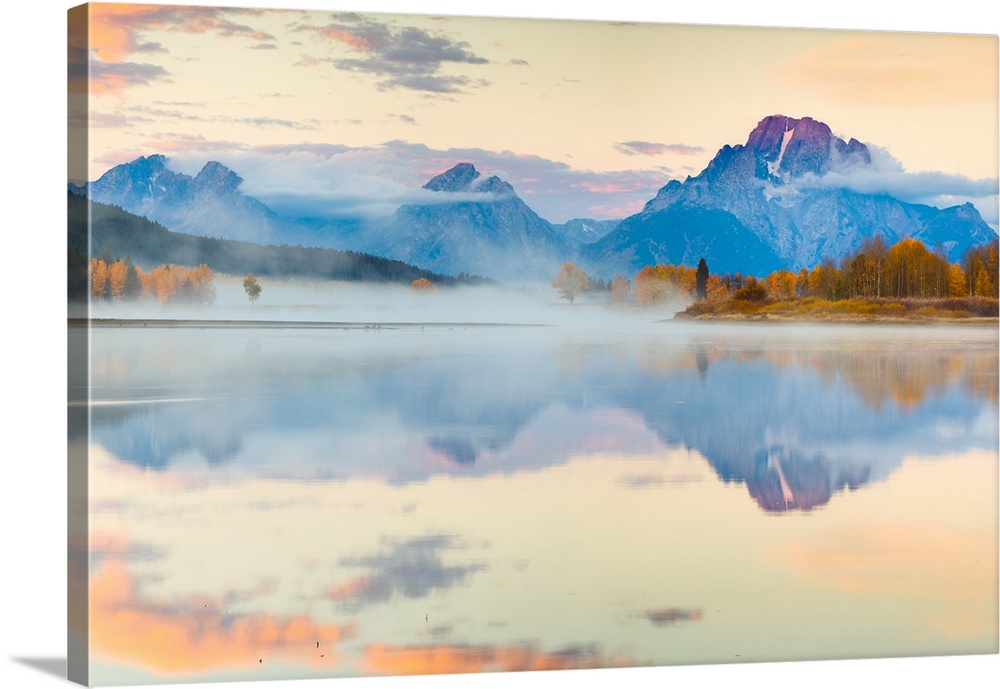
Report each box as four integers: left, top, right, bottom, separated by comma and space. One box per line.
86, 276, 693, 329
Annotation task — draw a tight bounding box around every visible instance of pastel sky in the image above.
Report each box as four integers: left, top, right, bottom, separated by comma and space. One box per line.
71, 1, 1000, 225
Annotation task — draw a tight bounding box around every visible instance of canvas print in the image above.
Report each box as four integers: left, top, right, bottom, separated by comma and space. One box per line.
67, 2, 999, 686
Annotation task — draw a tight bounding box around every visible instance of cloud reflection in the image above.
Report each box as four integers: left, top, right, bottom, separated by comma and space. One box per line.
330, 536, 485, 611
364, 642, 636, 675
90, 558, 355, 675
643, 608, 704, 626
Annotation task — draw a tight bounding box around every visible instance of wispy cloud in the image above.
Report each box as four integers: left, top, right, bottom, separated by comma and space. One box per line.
123, 105, 319, 131
294, 14, 489, 94
90, 4, 276, 62
87, 60, 172, 97
84, 4, 276, 96
615, 141, 705, 157
133, 41, 168, 54
788, 144, 999, 225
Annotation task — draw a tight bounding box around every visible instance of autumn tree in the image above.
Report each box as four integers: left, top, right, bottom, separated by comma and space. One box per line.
108, 259, 128, 300
411, 277, 437, 291
90, 258, 109, 300
883, 238, 950, 298
634, 264, 698, 304
946, 262, 968, 297
733, 275, 767, 301
806, 259, 843, 299
842, 235, 888, 298
634, 266, 667, 304
764, 269, 797, 300
186, 264, 216, 304
243, 273, 262, 304
610, 275, 631, 304
705, 274, 729, 301
964, 240, 999, 298
552, 262, 590, 303
796, 268, 810, 297
150, 265, 176, 302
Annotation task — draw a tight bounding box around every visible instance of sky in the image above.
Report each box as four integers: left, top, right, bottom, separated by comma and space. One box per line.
69, 0, 1000, 226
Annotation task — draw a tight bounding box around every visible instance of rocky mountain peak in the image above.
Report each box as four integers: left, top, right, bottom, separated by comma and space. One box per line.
94, 154, 168, 184
423, 163, 517, 198
423, 162, 481, 192
135, 153, 168, 170
475, 175, 516, 196
739, 114, 874, 180
194, 161, 243, 194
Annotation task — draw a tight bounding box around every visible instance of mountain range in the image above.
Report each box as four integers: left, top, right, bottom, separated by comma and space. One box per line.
584, 114, 997, 276
357, 162, 572, 282
76, 114, 997, 281
78, 154, 289, 244
67, 192, 470, 293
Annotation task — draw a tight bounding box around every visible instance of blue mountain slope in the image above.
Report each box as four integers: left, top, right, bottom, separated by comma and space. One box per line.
585, 114, 997, 278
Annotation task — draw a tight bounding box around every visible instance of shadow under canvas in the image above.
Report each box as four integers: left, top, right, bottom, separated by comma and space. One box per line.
13, 657, 67, 680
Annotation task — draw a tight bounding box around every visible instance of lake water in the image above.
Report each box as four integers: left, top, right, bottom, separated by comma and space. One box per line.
76, 319, 998, 684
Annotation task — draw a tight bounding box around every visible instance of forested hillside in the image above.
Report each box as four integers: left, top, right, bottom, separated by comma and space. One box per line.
68, 192, 486, 300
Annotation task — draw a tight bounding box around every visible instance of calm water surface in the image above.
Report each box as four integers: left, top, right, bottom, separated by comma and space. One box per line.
78, 321, 998, 684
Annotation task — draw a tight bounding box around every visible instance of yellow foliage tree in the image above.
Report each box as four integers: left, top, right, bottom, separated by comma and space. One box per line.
552, 263, 590, 303
764, 269, 797, 300
108, 259, 128, 300
90, 258, 109, 299
947, 263, 968, 297
150, 265, 176, 302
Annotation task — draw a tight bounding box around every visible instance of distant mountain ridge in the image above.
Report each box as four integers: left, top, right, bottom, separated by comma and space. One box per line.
81, 154, 285, 244
584, 114, 997, 277
359, 163, 572, 281
552, 218, 620, 247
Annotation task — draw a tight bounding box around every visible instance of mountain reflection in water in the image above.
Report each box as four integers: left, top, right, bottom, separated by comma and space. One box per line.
88, 323, 997, 513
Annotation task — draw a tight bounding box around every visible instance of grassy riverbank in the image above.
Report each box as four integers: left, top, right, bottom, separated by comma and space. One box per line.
677, 296, 999, 323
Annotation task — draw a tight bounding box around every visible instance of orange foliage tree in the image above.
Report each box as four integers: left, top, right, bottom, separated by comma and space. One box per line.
133, 262, 217, 303
634, 264, 697, 304
764, 269, 798, 300
610, 275, 631, 303
411, 278, 437, 291
551, 262, 590, 303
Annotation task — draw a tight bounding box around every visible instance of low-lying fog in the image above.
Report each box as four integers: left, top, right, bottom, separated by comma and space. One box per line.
83, 275, 688, 330
78, 274, 1000, 349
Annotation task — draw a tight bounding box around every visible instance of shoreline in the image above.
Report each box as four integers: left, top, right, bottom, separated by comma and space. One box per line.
672, 313, 999, 326
68, 317, 550, 330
